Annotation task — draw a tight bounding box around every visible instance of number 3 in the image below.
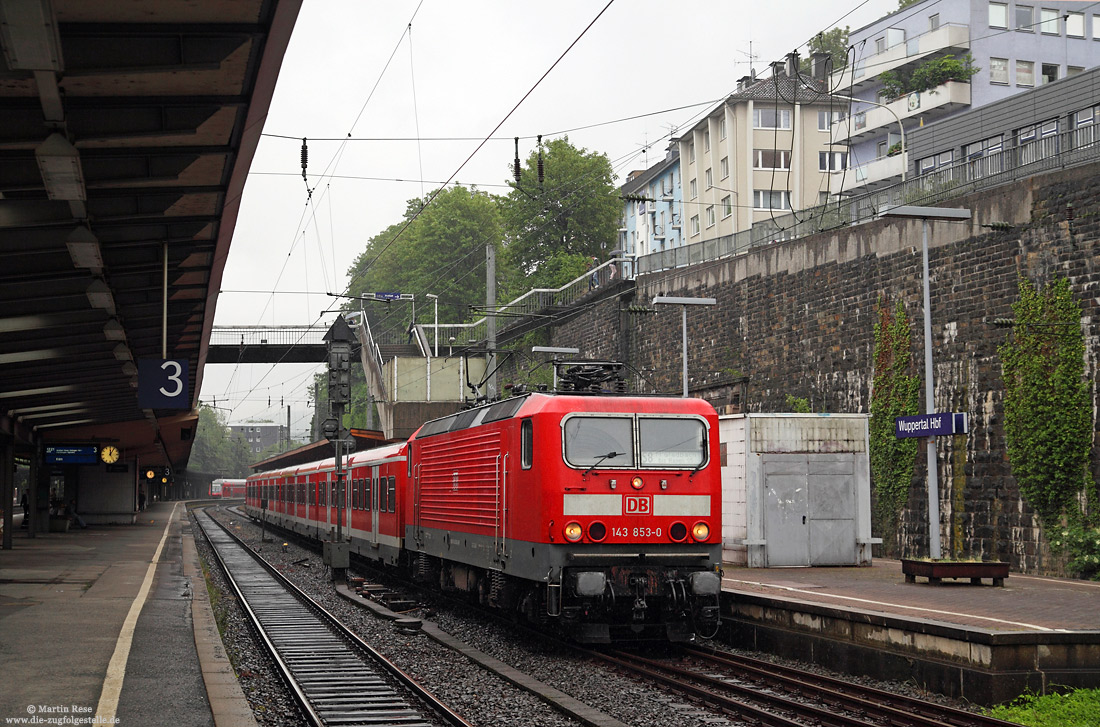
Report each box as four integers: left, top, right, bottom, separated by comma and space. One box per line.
159, 360, 183, 397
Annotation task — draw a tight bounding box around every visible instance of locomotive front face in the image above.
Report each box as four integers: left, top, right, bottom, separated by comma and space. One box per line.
540, 404, 722, 641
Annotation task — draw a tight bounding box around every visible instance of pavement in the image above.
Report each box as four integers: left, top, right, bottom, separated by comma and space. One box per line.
722, 558, 1100, 632
0, 502, 256, 727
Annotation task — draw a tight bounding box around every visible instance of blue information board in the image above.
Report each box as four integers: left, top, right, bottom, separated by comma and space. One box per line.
895, 412, 968, 438
45, 444, 98, 464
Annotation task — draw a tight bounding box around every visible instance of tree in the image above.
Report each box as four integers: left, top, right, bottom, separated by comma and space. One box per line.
801, 26, 850, 74
190, 405, 254, 477
499, 137, 620, 292
345, 185, 503, 341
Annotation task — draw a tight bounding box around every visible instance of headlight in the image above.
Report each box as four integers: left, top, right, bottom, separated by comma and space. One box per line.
564, 521, 583, 542
692, 521, 710, 542
669, 521, 688, 542
630, 476, 644, 490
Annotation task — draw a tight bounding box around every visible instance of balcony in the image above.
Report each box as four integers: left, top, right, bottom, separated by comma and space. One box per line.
832, 81, 971, 144
830, 152, 907, 195
833, 23, 970, 93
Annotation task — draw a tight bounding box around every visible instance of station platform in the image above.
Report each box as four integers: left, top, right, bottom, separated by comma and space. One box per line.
720, 560, 1100, 706
0, 502, 255, 727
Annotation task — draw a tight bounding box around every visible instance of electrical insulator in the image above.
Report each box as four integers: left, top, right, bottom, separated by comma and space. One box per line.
537, 134, 544, 188
300, 138, 308, 181
513, 137, 521, 183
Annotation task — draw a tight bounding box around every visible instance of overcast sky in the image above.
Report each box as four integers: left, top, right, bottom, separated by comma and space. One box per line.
201, 0, 899, 435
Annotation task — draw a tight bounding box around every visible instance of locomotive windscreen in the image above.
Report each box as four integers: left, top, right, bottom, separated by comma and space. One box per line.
563, 415, 635, 467
638, 417, 707, 467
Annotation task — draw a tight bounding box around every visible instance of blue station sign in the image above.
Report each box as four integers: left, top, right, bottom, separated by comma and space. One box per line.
895, 412, 968, 438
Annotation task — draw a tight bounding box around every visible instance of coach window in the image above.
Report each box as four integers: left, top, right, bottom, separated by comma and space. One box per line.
388, 476, 396, 512
563, 415, 635, 468
379, 476, 388, 512
638, 417, 707, 468
521, 418, 533, 469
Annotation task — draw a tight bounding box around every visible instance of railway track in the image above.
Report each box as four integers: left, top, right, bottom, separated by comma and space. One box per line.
595, 646, 1020, 727
194, 509, 471, 727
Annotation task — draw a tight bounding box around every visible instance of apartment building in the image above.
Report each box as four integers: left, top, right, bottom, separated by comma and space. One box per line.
831, 0, 1098, 195
230, 423, 286, 455
676, 58, 843, 241
619, 144, 683, 258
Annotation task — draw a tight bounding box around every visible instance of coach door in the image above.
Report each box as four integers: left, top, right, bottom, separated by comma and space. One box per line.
370, 466, 380, 543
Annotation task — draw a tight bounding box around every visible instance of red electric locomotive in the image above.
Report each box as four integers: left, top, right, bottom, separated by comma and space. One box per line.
244, 364, 722, 642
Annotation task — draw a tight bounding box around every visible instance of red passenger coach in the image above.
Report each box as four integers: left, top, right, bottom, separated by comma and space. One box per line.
242, 363, 722, 642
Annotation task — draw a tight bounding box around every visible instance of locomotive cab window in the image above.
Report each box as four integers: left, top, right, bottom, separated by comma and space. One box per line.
639, 417, 708, 468
521, 418, 533, 469
563, 415, 635, 468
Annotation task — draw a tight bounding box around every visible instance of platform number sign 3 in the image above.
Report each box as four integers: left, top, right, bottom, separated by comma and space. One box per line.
137, 359, 190, 409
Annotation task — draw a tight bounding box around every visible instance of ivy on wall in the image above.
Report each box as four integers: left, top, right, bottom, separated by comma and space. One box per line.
999, 277, 1094, 531
869, 299, 921, 555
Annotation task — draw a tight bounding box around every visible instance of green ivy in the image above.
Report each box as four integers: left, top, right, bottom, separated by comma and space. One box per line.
869, 299, 921, 555
999, 277, 1093, 531
785, 394, 811, 413
1049, 523, 1100, 580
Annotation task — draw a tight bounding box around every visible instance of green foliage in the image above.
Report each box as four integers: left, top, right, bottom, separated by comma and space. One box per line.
1049, 523, 1100, 580
499, 137, 620, 292
869, 299, 921, 555
345, 184, 503, 341
785, 394, 811, 413
897, 0, 923, 9
999, 277, 1093, 529
986, 688, 1100, 726
800, 26, 850, 73
876, 54, 979, 100
190, 406, 255, 477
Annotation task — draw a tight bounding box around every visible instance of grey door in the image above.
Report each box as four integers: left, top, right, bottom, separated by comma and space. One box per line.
807, 456, 857, 565
762, 456, 810, 566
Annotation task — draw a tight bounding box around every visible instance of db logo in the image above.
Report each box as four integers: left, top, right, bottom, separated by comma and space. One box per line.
624, 495, 651, 514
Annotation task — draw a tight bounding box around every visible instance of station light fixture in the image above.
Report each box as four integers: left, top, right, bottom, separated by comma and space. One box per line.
0, 0, 63, 71
35, 133, 86, 201
103, 318, 125, 341
86, 279, 115, 314
653, 295, 717, 397
112, 343, 132, 361
66, 226, 102, 271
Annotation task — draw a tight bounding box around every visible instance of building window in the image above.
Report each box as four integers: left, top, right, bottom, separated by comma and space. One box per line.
705, 168, 713, 188
706, 206, 715, 227
1040, 8, 1058, 34
1075, 106, 1099, 147
989, 2, 1008, 28
929, 13, 940, 30
720, 156, 729, 179
1041, 63, 1058, 84
704, 129, 711, 152
690, 215, 700, 235
721, 195, 732, 218
1068, 65, 1085, 77
752, 149, 790, 169
817, 109, 845, 131
1066, 12, 1084, 37
753, 190, 790, 210
1016, 60, 1035, 86
1016, 5, 1033, 30
753, 107, 791, 129
688, 142, 695, 164
689, 178, 697, 199
875, 37, 885, 53
990, 57, 1009, 84
818, 151, 848, 171
919, 150, 953, 174
1094, 14, 1100, 39
718, 117, 727, 140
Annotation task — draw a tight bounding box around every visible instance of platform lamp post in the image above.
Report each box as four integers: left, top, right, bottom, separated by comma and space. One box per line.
653, 296, 716, 397
881, 205, 971, 560
426, 293, 438, 357
532, 346, 580, 390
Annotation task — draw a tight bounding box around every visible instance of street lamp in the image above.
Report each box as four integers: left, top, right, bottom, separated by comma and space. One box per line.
425, 293, 438, 357
881, 205, 971, 560
532, 346, 580, 390
652, 295, 716, 397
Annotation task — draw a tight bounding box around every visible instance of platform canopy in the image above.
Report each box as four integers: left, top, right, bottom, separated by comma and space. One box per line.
0, 0, 302, 468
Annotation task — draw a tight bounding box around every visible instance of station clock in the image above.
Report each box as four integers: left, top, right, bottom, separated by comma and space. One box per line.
100, 445, 120, 464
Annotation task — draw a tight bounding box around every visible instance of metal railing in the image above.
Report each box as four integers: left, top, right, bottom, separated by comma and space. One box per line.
637, 125, 1100, 275
209, 325, 328, 346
